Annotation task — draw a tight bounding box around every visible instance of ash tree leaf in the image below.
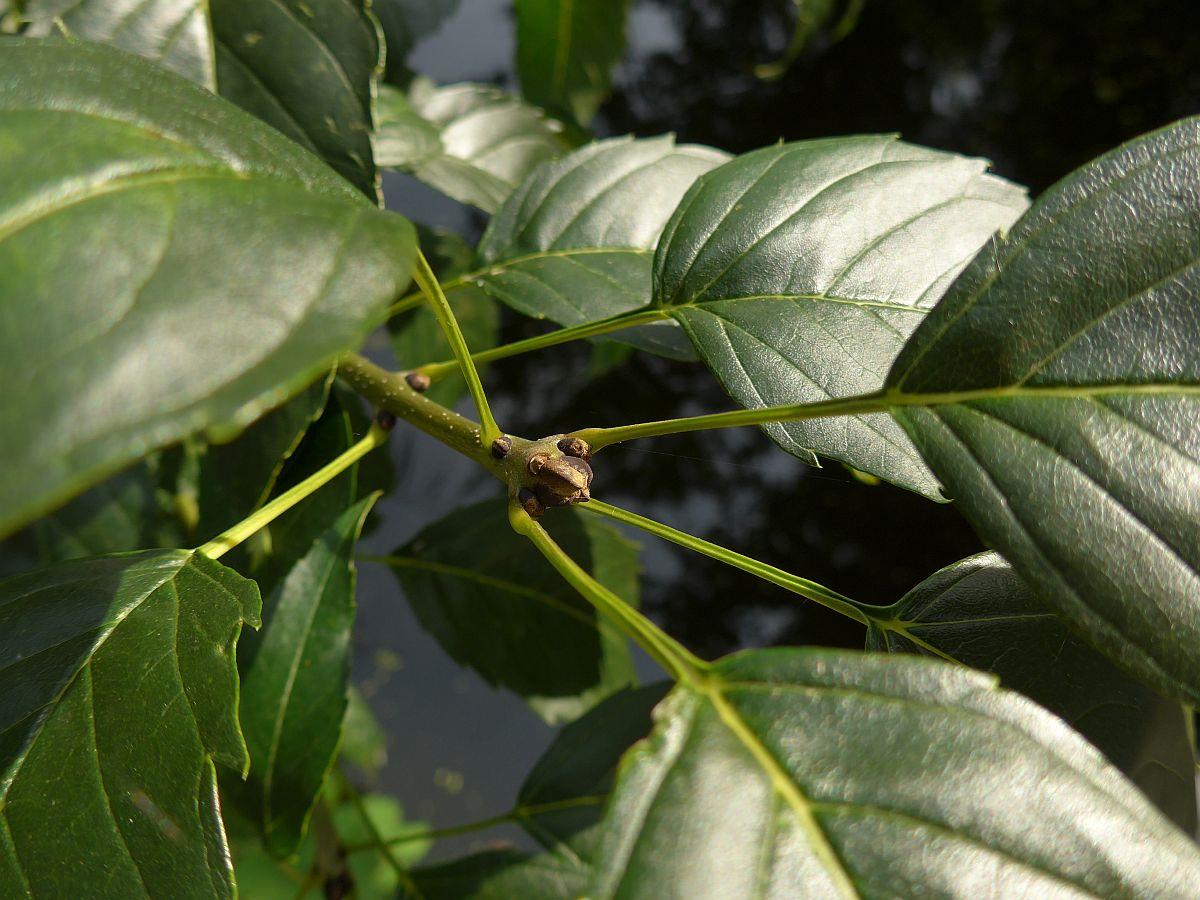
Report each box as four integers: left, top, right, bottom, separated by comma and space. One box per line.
588, 648, 1200, 898
24, 0, 216, 87
515, 0, 629, 126
868, 552, 1197, 832
884, 116, 1200, 705
235, 495, 377, 857
209, 0, 382, 199
0, 40, 416, 540
382, 499, 640, 725
21, 463, 168, 564
0, 550, 262, 899
654, 136, 1028, 498
441, 135, 727, 359
377, 81, 570, 214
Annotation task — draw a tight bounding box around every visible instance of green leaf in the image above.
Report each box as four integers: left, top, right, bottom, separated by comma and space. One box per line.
236, 495, 377, 857
515, 0, 629, 125
372, 0, 460, 78
868, 552, 1197, 831
24, 461, 174, 562
382, 499, 640, 724
194, 375, 332, 541
655, 136, 1027, 498
884, 116, 1200, 704
410, 848, 588, 900
0, 40, 416, 540
588, 648, 1200, 897
24, 0, 216, 87
209, 0, 382, 198
377, 81, 570, 214
461, 136, 727, 344
0, 550, 262, 898
518, 683, 669, 860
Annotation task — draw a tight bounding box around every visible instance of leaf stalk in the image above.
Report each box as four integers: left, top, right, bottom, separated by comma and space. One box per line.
196, 422, 388, 560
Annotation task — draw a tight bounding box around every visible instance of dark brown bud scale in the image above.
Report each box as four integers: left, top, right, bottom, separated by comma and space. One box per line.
518, 487, 545, 518
375, 410, 397, 431
557, 437, 592, 461
405, 372, 431, 393
527, 453, 593, 507
491, 435, 513, 459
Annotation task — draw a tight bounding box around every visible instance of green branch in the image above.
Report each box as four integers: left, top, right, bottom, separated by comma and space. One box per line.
341, 795, 606, 853
507, 498, 708, 683
580, 499, 879, 626
340, 773, 421, 898
197, 421, 389, 560
415, 308, 672, 380
412, 249, 501, 446
571, 382, 1200, 451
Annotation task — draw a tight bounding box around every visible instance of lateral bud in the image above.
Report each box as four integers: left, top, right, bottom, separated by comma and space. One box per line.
405, 372, 431, 393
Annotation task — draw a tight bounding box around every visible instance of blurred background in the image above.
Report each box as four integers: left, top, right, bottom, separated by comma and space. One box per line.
354, 0, 1200, 857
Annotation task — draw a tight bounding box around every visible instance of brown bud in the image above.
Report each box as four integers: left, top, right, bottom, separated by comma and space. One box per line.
518, 488, 545, 518
375, 410, 397, 431
557, 436, 592, 461
528, 454, 593, 506
491, 435, 513, 459
405, 372, 431, 393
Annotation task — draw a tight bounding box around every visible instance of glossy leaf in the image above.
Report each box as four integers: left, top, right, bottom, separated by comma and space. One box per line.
23, 462, 172, 563
383, 500, 639, 724
515, 0, 629, 125
236, 496, 376, 856
210, 0, 381, 198
0, 550, 262, 898
656, 136, 1027, 498
589, 648, 1200, 897
0, 40, 416, 540
377, 81, 569, 213
463, 136, 728, 337
885, 116, 1200, 704
868, 552, 1197, 831
25, 0, 216, 87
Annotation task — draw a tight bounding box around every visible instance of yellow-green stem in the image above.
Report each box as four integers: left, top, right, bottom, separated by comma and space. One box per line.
416, 308, 672, 380
412, 249, 501, 446
573, 383, 1200, 451
508, 499, 708, 683
581, 499, 878, 626
196, 423, 388, 560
